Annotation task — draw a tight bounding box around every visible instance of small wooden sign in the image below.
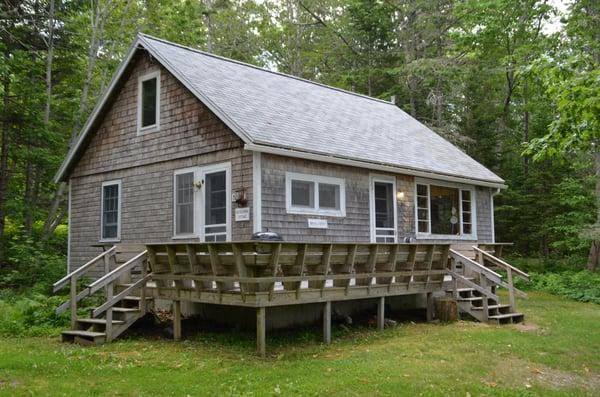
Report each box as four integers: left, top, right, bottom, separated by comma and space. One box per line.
235, 207, 250, 222
308, 218, 328, 229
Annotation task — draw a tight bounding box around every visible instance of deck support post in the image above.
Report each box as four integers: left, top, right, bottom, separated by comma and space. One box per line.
377, 296, 385, 331
323, 301, 331, 344
426, 292, 434, 322
173, 300, 182, 341
256, 307, 266, 357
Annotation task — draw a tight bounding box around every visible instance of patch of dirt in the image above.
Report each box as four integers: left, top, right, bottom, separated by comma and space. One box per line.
487, 357, 600, 392
512, 322, 542, 333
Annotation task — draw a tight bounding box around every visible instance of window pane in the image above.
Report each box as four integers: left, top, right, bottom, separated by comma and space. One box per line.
176, 173, 194, 234
318, 183, 340, 209
430, 185, 460, 235
418, 221, 429, 233
102, 184, 119, 239
417, 196, 428, 209
291, 180, 314, 207
141, 77, 157, 127
374, 182, 394, 228
417, 184, 428, 196
463, 223, 472, 234
205, 171, 226, 226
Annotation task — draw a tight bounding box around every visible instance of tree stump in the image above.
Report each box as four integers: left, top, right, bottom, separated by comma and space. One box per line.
434, 297, 458, 322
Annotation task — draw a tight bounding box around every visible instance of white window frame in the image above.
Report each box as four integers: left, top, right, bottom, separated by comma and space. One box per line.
414, 178, 477, 240
137, 70, 161, 135
369, 174, 398, 243
201, 162, 232, 242
100, 179, 122, 243
285, 172, 346, 217
173, 167, 201, 239
172, 162, 232, 242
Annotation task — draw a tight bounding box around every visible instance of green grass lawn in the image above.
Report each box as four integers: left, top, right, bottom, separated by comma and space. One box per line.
0, 292, 599, 396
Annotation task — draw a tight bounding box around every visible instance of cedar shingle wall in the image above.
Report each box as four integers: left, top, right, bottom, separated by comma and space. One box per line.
68, 53, 253, 272
259, 154, 494, 244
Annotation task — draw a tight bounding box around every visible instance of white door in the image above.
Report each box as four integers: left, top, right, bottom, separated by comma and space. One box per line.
200, 163, 231, 242
370, 175, 397, 243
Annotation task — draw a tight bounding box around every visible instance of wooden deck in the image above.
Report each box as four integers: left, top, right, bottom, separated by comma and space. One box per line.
53, 241, 528, 356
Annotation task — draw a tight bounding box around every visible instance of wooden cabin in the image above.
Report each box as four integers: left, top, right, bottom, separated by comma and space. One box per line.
53, 34, 529, 355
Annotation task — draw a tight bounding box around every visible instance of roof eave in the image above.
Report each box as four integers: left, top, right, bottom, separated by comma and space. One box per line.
54, 37, 143, 183
245, 142, 507, 189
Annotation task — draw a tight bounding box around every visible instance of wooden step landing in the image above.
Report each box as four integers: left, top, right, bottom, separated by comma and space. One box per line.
489, 313, 524, 324
61, 330, 106, 345
77, 318, 124, 325
471, 304, 511, 311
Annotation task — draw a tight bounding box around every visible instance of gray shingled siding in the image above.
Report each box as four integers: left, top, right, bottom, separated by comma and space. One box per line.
68, 53, 253, 272
259, 154, 494, 244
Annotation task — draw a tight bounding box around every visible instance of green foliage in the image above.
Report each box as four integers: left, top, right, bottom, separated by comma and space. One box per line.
0, 294, 68, 336
518, 271, 600, 304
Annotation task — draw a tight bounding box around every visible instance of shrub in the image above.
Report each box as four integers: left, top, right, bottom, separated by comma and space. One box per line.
0, 294, 69, 337
517, 270, 600, 304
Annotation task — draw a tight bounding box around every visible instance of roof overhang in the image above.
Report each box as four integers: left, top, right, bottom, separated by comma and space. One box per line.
54, 34, 253, 183
245, 143, 507, 189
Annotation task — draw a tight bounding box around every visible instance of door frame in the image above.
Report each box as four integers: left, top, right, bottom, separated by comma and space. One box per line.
369, 174, 398, 243
199, 162, 232, 242
172, 162, 232, 241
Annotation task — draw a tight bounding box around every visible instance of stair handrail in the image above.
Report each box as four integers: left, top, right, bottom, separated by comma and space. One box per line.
88, 250, 148, 295
472, 246, 530, 281
93, 273, 152, 317
52, 246, 116, 293
472, 246, 528, 311
449, 249, 503, 285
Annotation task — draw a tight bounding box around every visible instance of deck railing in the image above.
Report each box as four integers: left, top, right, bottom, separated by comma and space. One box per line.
146, 242, 451, 305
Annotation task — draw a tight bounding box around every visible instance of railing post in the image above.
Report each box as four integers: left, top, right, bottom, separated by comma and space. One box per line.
106, 281, 114, 342
70, 275, 78, 329
507, 267, 516, 311
140, 258, 147, 314
451, 258, 458, 299
480, 275, 489, 322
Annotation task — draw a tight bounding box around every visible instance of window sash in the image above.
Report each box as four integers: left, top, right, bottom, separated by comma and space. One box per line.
416, 183, 475, 237
175, 172, 194, 235
286, 173, 345, 216
101, 182, 120, 240
138, 71, 160, 133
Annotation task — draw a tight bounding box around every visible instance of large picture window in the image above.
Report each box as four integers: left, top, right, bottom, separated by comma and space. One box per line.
137, 71, 160, 134
101, 180, 121, 241
285, 173, 345, 217
416, 181, 475, 238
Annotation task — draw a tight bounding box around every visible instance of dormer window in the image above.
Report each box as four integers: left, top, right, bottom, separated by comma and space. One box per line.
137, 70, 160, 134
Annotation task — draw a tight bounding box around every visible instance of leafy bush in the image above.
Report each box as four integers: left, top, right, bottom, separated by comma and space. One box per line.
517, 270, 600, 304
0, 294, 69, 336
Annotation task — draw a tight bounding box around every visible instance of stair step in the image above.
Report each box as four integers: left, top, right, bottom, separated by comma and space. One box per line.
456, 288, 475, 292
111, 307, 140, 313
472, 305, 511, 311
77, 318, 125, 325
489, 313, 524, 320
458, 297, 483, 302
122, 295, 153, 301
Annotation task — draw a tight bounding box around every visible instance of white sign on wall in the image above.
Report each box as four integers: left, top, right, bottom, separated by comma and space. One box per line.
235, 207, 250, 222
308, 219, 328, 229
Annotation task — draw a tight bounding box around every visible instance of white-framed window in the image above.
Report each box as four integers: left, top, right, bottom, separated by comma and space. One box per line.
137, 70, 160, 134
173, 167, 198, 238
100, 180, 121, 242
285, 172, 346, 217
414, 178, 477, 240
173, 163, 231, 241
369, 174, 397, 243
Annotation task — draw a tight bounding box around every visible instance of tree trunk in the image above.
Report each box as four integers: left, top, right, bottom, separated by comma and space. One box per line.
0, 51, 10, 267
204, 0, 214, 54
587, 150, 600, 272
43, 0, 108, 240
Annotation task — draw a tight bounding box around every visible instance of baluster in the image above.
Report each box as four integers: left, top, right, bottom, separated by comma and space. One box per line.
70, 275, 78, 329
106, 281, 114, 342
480, 275, 489, 322
507, 267, 516, 312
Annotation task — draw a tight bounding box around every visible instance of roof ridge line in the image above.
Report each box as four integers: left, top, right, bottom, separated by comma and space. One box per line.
137, 32, 396, 107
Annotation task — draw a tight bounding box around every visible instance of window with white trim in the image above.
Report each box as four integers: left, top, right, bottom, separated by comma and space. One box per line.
285, 173, 345, 217
101, 180, 121, 241
416, 181, 476, 238
137, 71, 160, 134
174, 171, 195, 236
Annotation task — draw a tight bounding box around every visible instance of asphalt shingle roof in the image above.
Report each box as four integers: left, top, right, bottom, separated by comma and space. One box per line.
139, 35, 503, 185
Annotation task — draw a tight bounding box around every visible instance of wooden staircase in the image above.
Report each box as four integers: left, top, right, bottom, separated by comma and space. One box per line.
448, 244, 529, 325
53, 245, 153, 345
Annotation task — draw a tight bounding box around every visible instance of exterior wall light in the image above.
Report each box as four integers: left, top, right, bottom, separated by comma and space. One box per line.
397, 191, 405, 200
